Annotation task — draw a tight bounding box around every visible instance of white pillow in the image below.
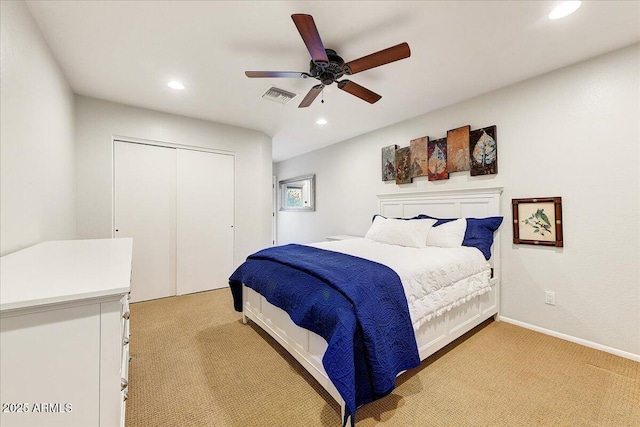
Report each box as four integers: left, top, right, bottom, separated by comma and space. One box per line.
426, 218, 467, 248
365, 216, 437, 248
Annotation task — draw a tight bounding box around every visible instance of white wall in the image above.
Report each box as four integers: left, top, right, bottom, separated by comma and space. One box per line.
1, 1, 271, 272
75, 96, 272, 268
0, 0, 76, 256
275, 44, 640, 357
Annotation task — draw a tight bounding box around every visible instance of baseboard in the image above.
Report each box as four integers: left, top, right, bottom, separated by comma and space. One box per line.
498, 316, 640, 362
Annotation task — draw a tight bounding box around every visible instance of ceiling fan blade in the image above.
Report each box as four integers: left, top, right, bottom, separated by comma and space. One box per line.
345, 42, 411, 75
245, 71, 309, 78
298, 84, 324, 108
291, 14, 329, 64
337, 80, 381, 104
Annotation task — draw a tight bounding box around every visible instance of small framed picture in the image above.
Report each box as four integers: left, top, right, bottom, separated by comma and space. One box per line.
512, 197, 563, 247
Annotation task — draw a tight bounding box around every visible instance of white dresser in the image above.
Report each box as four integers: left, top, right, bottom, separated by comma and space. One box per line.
0, 238, 132, 427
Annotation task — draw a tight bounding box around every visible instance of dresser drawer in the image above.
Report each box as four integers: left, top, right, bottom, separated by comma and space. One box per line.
120, 294, 130, 361
119, 294, 130, 427
121, 294, 130, 336
121, 344, 129, 418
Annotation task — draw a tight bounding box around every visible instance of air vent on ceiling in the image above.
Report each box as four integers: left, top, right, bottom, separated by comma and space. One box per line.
262, 86, 298, 105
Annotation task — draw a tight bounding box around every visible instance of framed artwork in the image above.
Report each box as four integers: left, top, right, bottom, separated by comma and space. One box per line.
410, 136, 429, 178
427, 137, 449, 181
469, 125, 497, 176
381, 145, 398, 181
512, 197, 563, 247
446, 125, 470, 172
395, 146, 412, 184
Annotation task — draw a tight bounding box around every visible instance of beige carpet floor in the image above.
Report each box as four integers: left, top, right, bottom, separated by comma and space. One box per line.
125, 289, 639, 426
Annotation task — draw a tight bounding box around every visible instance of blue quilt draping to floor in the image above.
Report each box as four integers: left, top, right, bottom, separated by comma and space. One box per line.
229, 244, 419, 426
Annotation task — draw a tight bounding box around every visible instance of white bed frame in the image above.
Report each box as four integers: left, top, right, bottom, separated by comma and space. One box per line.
241, 187, 503, 422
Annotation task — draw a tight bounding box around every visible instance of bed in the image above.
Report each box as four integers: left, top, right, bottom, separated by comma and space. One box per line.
229, 187, 503, 426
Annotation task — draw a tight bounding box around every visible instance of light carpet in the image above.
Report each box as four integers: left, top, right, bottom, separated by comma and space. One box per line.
125, 289, 639, 426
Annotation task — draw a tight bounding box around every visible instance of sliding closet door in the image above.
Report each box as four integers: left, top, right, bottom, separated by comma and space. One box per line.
176, 150, 234, 294
114, 141, 177, 302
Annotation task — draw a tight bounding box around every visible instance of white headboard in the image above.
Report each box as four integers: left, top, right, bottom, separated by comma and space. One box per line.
377, 187, 503, 276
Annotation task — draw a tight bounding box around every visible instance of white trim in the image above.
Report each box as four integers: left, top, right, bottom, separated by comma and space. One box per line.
377, 186, 504, 200
111, 136, 116, 238
272, 175, 277, 246
499, 316, 640, 362
112, 134, 234, 156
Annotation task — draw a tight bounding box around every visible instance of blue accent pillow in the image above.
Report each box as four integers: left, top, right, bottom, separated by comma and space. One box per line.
463, 217, 503, 260
414, 214, 503, 260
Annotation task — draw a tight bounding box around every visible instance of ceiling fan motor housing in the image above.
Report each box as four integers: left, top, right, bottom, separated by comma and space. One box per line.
309, 49, 346, 85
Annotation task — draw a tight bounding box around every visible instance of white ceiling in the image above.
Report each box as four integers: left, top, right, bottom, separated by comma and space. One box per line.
26, 1, 640, 161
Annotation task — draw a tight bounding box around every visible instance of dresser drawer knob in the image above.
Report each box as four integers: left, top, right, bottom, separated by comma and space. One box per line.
123, 311, 130, 320
121, 378, 128, 391
123, 390, 128, 402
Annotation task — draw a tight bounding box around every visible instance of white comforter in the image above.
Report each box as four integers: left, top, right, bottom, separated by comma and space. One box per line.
310, 238, 492, 331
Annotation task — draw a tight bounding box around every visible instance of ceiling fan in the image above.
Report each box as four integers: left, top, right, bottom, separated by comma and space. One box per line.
245, 14, 411, 108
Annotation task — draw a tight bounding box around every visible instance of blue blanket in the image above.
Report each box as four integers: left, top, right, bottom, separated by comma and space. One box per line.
228, 244, 420, 426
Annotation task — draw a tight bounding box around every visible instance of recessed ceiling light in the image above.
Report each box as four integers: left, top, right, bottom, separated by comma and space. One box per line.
316, 118, 327, 125
549, 1, 581, 20
167, 81, 185, 90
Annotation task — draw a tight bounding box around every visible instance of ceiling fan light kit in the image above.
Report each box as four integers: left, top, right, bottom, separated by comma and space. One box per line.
245, 14, 411, 108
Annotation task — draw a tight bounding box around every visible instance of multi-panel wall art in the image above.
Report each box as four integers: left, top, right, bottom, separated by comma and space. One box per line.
409, 137, 429, 178
381, 144, 398, 181
469, 126, 497, 176
427, 138, 448, 181
395, 147, 412, 184
446, 125, 470, 172
380, 124, 497, 184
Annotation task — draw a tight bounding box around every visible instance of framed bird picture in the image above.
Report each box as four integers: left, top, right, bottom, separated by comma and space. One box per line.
512, 197, 563, 247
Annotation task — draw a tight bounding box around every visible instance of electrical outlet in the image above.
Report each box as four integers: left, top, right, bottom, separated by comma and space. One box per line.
545, 291, 556, 306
